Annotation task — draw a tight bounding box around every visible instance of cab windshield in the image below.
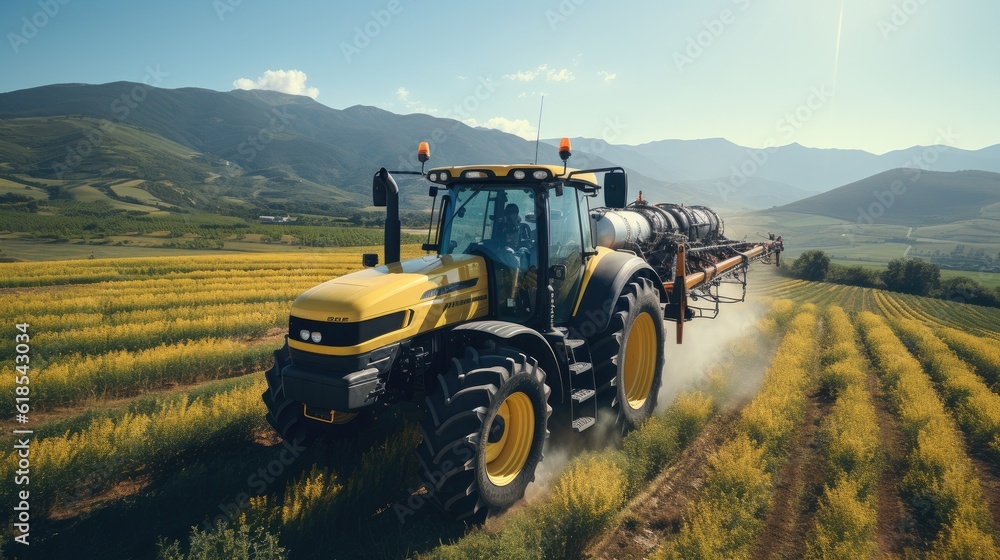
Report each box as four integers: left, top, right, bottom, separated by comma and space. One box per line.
441, 183, 539, 320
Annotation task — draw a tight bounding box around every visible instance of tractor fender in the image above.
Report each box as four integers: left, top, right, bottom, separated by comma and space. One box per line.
448, 321, 564, 403
571, 250, 667, 337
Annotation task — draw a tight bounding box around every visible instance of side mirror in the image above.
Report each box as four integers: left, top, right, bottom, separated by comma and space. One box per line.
604, 171, 628, 208
372, 167, 398, 208
362, 253, 379, 267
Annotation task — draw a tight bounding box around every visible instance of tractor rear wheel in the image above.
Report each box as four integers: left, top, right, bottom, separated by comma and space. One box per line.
417, 343, 551, 522
262, 343, 369, 444
589, 277, 665, 430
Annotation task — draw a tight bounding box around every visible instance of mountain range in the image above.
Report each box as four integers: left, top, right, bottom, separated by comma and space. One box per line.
1, 82, 999, 216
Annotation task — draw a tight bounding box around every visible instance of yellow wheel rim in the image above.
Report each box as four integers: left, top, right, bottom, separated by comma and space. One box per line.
484, 391, 535, 487
623, 312, 657, 410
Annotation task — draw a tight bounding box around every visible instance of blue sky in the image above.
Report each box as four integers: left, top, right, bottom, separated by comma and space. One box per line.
2, 0, 996, 153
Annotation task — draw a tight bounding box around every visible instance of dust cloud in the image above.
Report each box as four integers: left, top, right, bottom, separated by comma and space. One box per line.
657, 285, 766, 411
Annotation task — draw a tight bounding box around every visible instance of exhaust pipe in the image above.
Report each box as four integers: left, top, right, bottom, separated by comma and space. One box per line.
372, 167, 401, 265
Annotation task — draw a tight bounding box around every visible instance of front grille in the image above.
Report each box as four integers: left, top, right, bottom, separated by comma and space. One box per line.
289, 311, 406, 348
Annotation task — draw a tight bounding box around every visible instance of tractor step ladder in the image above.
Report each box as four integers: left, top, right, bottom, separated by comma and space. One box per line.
558, 327, 598, 433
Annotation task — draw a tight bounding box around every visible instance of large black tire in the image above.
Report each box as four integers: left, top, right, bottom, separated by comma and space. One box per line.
589, 277, 665, 430
417, 344, 551, 522
262, 343, 369, 444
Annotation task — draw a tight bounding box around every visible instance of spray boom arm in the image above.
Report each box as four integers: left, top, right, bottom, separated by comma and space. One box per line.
590, 199, 783, 343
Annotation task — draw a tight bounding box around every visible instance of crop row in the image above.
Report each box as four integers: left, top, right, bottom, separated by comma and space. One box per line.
2, 285, 307, 319
936, 326, 1000, 386
0, 246, 424, 288
1, 304, 286, 358
806, 306, 881, 558
890, 318, 1000, 460
857, 312, 998, 555
656, 306, 818, 559
0, 377, 267, 518
0, 337, 276, 411
16, 298, 303, 337
753, 270, 1000, 338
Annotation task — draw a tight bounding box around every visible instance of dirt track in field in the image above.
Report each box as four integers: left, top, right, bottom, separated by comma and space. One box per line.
866, 354, 918, 556
585, 405, 744, 559
749, 385, 828, 560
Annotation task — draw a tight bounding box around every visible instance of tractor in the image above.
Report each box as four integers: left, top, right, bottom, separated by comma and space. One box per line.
263, 139, 783, 521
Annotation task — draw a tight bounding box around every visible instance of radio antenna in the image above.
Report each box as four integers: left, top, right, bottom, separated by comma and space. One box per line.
533, 95, 544, 164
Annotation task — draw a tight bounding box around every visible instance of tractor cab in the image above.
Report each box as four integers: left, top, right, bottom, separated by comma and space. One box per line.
425, 165, 598, 326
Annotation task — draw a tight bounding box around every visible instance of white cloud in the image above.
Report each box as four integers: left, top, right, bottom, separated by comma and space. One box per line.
597, 71, 617, 82
465, 116, 538, 140
546, 68, 575, 82
505, 64, 548, 82
394, 86, 438, 115
505, 64, 575, 83
232, 69, 319, 99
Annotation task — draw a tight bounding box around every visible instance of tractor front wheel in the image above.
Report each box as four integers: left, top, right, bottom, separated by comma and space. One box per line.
417, 343, 551, 522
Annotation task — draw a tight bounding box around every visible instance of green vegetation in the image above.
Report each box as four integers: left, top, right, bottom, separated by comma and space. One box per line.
777, 169, 1000, 226
857, 312, 998, 555
891, 318, 1000, 459
657, 308, 818, 559
805, 307, 881, 559
784, 251, 1000, 309
0, 201, 421, 253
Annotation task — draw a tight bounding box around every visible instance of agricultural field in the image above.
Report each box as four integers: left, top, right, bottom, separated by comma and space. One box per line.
2, 251, 1000, 558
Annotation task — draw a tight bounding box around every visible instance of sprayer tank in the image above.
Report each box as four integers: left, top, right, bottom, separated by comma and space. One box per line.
590, 203, 723, 250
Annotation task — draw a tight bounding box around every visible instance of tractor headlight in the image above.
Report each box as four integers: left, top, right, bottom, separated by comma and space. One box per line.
532, 170, 548, 180
310, 331, 322, 343
299, 329, 310, 341
513, 170, 526, 180
429, 172, 438, 181
439, 171, 449, 181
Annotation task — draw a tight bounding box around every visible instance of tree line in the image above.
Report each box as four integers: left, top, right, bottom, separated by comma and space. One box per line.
786, 250, 1000, 309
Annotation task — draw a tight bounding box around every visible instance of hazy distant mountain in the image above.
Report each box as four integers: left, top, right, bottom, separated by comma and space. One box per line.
775, 169, 1000, 226
546, 137, 1000, 207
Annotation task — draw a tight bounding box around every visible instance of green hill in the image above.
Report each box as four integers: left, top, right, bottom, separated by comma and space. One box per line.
0, 82, 657, 216
776, 169, 1000, 226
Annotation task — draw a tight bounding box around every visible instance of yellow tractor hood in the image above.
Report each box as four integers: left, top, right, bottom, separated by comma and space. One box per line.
291, 254, 488, 324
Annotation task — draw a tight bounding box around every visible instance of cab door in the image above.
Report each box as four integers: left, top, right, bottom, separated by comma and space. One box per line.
548, 186, 594, 323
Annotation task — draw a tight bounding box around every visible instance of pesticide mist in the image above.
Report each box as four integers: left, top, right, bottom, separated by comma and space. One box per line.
657, 284, 766, 410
